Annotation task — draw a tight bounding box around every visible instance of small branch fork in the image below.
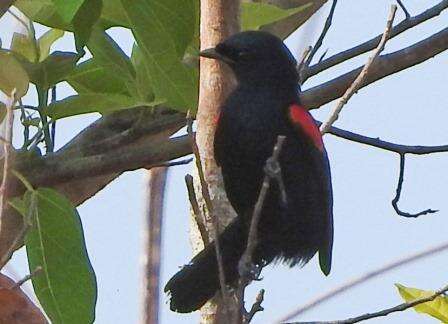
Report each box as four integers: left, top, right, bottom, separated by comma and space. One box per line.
277, 240, 448, 323
236, 135, 287, 323
185, 112, 230, 311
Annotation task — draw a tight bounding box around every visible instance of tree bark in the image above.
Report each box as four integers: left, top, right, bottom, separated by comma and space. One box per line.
192, 1, 240, 323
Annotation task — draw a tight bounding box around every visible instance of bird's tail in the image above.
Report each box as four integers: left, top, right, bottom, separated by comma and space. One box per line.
164, 219, 247, 313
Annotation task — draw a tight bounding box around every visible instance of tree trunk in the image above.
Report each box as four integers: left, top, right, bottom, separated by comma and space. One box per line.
191, 1, 240, 323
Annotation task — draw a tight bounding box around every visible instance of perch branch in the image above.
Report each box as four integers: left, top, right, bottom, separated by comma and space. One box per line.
237, 135, 286, 323
185, 174, 209, 246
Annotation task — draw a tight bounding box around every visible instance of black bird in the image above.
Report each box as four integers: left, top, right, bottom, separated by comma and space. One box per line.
165, 31, 334, 313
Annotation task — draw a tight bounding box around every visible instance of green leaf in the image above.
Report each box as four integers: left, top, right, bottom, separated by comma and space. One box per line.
73, 0, 103, 54
19, 188, 97, 324
396, 284, 448, 322
130, 44, 153, 101
11, 32, 38, 62
37, 29, 64, 61
17, 51, 78, 90
121, 0, 198, 111
15, 0, 70, 30
46, 93, 154, 119
51, 0, 85, 23
67, 59, 131, 95
0, 50, 29, 98
241, 2, 312, 32
87, 28, 136, 96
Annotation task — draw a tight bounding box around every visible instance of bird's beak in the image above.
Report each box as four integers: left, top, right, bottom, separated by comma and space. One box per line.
199, 48, 234, 64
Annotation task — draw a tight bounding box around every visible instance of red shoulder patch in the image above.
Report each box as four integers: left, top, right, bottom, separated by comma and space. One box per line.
288, 104, 324, 151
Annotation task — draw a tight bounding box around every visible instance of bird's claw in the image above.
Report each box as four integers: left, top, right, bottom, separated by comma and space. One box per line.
238, 259, 262, 282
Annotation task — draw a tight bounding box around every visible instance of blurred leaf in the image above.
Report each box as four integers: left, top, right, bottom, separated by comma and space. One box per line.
46, 93, 156, 119
51, 0, 85, 23
17, 51, 77, 90
37, 28, 64, 61
99, 0, 128, 28
73, 0, 102, 53
0, 0, 15, 19
14, 0, 70, 30
11, 32, 38, 62
396, 284, 448, 322
121, 0, 198, 110
241, 2, 312, 31
67, 59, 130, 95
87, 28, 136, 96
0, 273, 47, 324
22, 117, 41, 127
259, 0, 325, 39
0, 50, 29, 98
130, 44, 153, 101
15, 188, 97, 324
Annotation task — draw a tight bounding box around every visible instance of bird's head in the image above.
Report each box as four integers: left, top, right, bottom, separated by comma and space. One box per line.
200, 31, 298, 85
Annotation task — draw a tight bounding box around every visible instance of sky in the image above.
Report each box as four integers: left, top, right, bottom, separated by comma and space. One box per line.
1, 0, 448, 323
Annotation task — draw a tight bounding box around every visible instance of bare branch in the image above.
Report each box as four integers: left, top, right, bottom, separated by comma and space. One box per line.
304, 0, 448, 80
11, 266, 42, 289
396, 0, 411, 19
303, 0, 338, 68
185, 174, 209, 246
304, 282, 448, 324
237, 135, 286, 323
246, 289, 265, 323
320, 5, 397, 134
391, 154, 437, 218
276, 240, 448, 323
186, 113, 230, 311
321, 122, 448, 155
142, 167, 167, 324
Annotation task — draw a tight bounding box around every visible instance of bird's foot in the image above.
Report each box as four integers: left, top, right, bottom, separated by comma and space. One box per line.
238, 258, 262, 282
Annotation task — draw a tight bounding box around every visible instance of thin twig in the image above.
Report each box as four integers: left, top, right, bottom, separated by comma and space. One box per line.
11, 266, 42, 289
237, 135, 286, 323
246, 289, 265, 323
391, 153, 437, 217
151, 158, 193, 168
319, 122, 448, 155
185, 174, 209, 246
396, 0, 411, 19
142, 167, 167, 324
297, 46, 312, 81
289, 283, 448, 324
304, 0, 338, 68
320, 5, 397, 134
185, 112, 229, 310
276, 240, 448, 323
304, 0, 448, 80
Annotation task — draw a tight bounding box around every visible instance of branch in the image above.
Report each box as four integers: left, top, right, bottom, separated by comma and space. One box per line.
303, 0, 338, 69
295, 283, 448, 324
186, 114, 230, 313
142, 167, 167, 324
301, 26, 448, 109
237, 135, 286, 323
276, 240, 448, 323
185, 174, 209, 246
396, 0, 411, 19
303, 0, 448, 80
391, 154, 437, 218
321, 123, 448, 155
319, 5, 397, 134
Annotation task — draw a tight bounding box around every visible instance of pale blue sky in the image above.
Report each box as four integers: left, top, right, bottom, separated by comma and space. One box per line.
2, 1, 448, 323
